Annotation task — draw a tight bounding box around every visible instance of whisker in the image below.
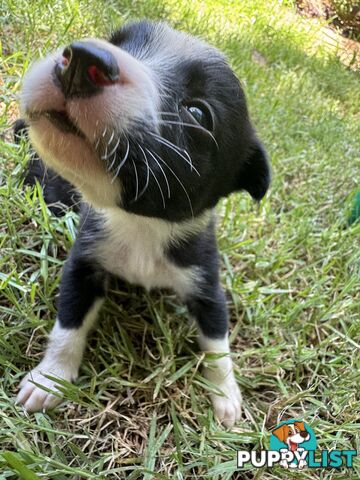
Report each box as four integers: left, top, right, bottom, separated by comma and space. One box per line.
136, 144, 150, 200
131, 158, 139, 202
148, 164, 166, 209
150, 131, 190, 158
94, 137, 101, 151
153, 150, 194, 218
111, 137, 130, 183
108, 151, 117, 172
103, 136, 121, 161
149, 132, 200, 176
157, 111, 180, 117
107, 130, 115, 145
159, 120, 219, 150
145, 148, 171, 198
102, 144, 108, 161
138, 144, 165, 208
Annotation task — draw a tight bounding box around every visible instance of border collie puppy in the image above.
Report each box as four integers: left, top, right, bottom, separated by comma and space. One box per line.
16, 20, 270, 427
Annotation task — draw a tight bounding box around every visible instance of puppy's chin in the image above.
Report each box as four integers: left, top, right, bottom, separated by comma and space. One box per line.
28, 119, 120, 209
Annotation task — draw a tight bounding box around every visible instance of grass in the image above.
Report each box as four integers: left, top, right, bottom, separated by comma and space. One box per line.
0, 0, 359, 478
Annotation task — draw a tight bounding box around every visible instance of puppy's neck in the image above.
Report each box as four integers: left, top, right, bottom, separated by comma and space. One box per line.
99, 206, 213, 245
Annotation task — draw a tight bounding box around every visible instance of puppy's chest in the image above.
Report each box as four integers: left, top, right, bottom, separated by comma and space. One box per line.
95, 215, 193, 295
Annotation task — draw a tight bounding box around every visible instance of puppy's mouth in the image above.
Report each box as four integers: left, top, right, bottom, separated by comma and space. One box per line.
289, 440, 301, 451
28, 109, 84, 138
44, 110, 84, 137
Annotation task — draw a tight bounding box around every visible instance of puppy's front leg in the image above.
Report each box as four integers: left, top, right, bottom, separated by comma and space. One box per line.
187, 287, 242, 428
17, 251, 107, 412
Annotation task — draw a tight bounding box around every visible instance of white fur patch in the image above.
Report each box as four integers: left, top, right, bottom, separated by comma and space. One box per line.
94, 208, 210, 295
198, 333, 242, 427
16, 299, 103, 412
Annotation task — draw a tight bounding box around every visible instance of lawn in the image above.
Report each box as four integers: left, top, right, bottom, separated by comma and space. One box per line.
0, 0, 359, 478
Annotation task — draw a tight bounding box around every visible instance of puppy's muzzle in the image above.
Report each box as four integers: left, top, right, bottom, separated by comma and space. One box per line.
54, 41, 120, 98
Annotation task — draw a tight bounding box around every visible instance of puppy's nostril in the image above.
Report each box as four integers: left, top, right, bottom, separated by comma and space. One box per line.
55, 41, 119, 97
62, 46, 72, 65
87, 64, 117, 87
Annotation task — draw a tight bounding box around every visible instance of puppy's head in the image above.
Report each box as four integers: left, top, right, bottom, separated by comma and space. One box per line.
21, 20, 270, 220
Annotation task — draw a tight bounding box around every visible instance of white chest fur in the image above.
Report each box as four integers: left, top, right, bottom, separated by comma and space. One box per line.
94, 209, 208, 296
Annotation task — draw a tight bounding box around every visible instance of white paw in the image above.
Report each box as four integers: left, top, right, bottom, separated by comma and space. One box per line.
210, 377, 242, 428
16, 364, 75, 413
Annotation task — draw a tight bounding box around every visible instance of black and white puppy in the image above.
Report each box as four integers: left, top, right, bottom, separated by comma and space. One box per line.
16, 20, 270, 427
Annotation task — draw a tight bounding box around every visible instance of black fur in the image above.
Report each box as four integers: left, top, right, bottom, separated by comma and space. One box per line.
107, 34, 271, 220
166, 217, 228, 338
58, 254, 107, 328
57, 209, 107, 328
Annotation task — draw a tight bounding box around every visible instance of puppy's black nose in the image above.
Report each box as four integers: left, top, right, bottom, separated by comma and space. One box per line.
300, 431, 309, 438
55, 42, 119, 98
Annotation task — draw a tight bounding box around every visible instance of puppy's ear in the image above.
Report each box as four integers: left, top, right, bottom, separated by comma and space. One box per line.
237, 138, 271, 201
272, 425, 287, 443
295, 421, 305, 431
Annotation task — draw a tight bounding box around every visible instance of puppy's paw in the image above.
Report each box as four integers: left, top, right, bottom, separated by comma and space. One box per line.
16, 364, 75, 413
210, 377, 242, 428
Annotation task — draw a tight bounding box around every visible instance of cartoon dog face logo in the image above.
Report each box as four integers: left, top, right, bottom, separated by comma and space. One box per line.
270, 420, 318, 470
272, 421, 310, 452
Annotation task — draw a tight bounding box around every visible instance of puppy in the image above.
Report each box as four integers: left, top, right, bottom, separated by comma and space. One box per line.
16, 20, 270, 427
273, 422, 310, 468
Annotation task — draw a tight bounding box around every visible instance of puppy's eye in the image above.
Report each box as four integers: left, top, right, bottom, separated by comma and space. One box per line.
183, 100, 214, 131
187, 106, 206, 125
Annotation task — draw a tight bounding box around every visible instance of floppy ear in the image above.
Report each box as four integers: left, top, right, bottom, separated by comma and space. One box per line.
237, 138, 271, 201
294, 421, 305, 431
272, 425, 287, 443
